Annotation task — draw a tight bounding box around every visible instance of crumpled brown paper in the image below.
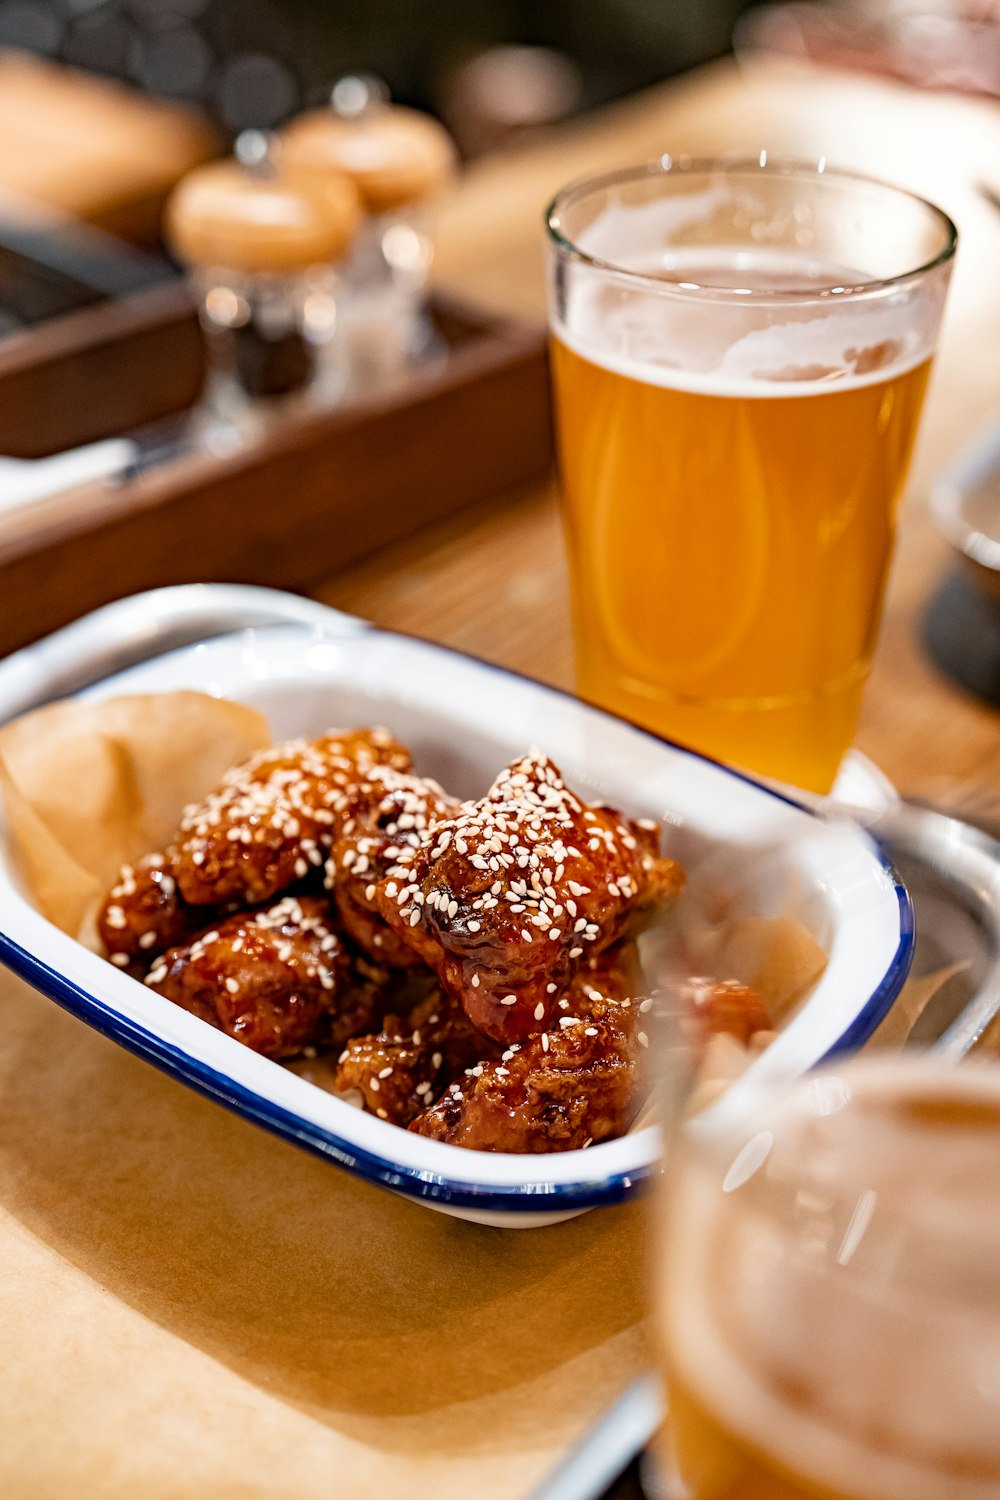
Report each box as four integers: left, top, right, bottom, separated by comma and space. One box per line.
0, 963, 645, 1499
697, 914, 828, 1024
866, 961, 972, 1050
0, 691, 270, 946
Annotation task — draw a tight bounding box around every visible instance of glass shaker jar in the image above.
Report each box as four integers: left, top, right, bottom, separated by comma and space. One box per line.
165, 131, 361, 444
281, 77, 456, 390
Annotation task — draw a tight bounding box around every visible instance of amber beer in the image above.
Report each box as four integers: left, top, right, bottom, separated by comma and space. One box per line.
656, 1061, 1000, 1500
551, 321, 929, 792
546, 163, 955, 792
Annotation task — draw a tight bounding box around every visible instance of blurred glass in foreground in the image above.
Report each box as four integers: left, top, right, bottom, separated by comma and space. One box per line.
546, 159, 956, 792
653, 1054, 1000, 1499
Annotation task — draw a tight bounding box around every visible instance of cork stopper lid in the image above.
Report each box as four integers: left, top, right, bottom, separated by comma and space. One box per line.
165, 131, 361, 274
282, 79, 455, 215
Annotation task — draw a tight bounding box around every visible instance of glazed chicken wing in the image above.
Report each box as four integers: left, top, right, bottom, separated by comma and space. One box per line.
327, 766, 459, 967
409, 979, 639, 1153
373, 751, 682, 1043
173, 727, 410, 908
98, 848, 199, 967
145, 895, 382, 1059
684, 976, 772, 1047
336, 989, 498, 1125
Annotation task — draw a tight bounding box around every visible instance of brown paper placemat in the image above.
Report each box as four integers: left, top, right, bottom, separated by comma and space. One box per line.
0, 967, 646, 1500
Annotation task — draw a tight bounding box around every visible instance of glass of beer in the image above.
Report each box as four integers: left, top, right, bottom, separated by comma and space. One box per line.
545, 159, 957, 791
655, 1056, 1000, 1499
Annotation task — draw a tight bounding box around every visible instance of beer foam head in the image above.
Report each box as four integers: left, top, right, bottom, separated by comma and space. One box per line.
553, 245, 943, 398
662, 1060, 1000, 1500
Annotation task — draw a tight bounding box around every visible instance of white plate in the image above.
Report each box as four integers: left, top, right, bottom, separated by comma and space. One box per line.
0, 585, 914, 1227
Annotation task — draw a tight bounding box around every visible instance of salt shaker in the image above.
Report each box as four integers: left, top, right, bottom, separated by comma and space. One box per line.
282, 77, 456, 389
165, 130, 360, 443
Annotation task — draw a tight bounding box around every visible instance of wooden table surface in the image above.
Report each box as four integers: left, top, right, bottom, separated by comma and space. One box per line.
318, 54, 1000, 817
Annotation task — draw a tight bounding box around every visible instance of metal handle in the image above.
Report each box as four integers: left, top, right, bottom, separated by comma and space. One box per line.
0, 583, 366, 725
846, 801, 1000, 1059
780, 788, 1000, 1060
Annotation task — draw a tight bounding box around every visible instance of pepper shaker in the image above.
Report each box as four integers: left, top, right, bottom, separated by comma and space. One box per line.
165, 130, 360, 442
282, 77, 456, 389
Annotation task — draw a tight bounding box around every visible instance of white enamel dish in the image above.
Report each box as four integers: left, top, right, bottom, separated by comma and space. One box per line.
0, 585, 914, 1227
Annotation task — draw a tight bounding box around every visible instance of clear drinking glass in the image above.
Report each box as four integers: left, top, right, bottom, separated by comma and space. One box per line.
545, 158, 956, 792
652, 1053, 1000, 1500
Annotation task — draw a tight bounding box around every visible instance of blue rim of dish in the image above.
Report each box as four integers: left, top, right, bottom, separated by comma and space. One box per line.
0, 618, 915, 1212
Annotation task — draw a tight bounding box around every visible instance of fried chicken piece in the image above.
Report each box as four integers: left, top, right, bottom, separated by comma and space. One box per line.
98, 849, 197, 968
336, 989, 498, 1125
409, 991, 638, 1153
373, 751, 682, 1044
97, 847, 249, 968
409, 942, 644, 1153
327, 766, 459, 968
173, 727, 410, 908
570, 942, 645, 1010
684, 976, 771, 1048
144, 895, 382, 1059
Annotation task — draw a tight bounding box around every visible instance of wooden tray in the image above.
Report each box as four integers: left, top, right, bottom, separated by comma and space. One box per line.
0, 284, 553, 657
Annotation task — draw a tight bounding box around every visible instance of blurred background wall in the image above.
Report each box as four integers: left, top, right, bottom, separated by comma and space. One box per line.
0, 0, 762, 139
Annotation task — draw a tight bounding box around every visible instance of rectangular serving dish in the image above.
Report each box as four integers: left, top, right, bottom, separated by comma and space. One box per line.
0, 287, 552, 658
0, 585, 913, 1227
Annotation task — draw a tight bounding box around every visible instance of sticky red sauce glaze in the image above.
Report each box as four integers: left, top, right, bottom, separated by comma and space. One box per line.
374, 752, 682, 1043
